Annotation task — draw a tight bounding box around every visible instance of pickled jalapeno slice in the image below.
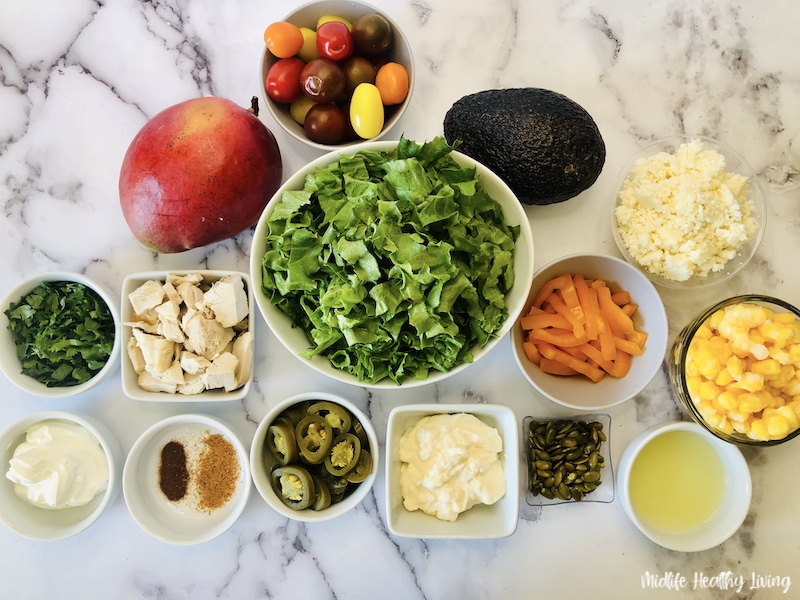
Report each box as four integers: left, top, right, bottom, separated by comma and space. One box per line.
308, 401, 352, 435
272, 465, 316, 510
295, 414, 334, 464
324, 432, 361, 476
345, 449, 372, 484
267, 418, 298, 466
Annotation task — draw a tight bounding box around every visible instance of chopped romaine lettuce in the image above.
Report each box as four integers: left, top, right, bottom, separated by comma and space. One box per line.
261, 137, 519, 385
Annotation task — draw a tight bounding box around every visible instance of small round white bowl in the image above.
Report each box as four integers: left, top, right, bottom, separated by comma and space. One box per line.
261, 0, 414, 151
611, 135, 767, 289
250, 391, 378, 522
120, 270, 254, 403
123, 414, 251, 545
616, 421, 752, 552
250, 140, 535, 389
385, 403, 519, 539
511, 253, 668, 410
0, 411, 122, 541
0, 271, 121, 398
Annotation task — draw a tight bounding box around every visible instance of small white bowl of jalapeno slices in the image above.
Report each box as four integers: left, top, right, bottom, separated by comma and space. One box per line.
250, 391, 378, 522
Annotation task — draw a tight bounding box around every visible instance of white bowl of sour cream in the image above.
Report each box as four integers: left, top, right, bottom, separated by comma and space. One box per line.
385, 403, 520, 539
0, 411, 122, 540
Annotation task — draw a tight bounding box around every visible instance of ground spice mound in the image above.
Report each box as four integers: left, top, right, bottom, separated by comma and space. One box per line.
196, 433, 240, 511
159, 440, 189, 501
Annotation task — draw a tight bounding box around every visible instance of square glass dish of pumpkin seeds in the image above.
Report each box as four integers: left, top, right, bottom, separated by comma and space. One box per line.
523, 414, 614, 506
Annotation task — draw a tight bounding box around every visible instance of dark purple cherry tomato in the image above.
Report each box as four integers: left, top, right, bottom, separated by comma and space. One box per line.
265, 57, 305, 103
351, 14, 393, 58
304, 103, 346, 144
316, 21, 354, 62
300, 58, 346, 103
341, 56, 377, 95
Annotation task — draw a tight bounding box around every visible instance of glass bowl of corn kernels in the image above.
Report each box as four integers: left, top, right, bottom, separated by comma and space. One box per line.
669, 295, 800, 446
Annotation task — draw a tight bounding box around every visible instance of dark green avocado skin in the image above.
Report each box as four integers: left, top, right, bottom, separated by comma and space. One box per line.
443, 88, 606, 205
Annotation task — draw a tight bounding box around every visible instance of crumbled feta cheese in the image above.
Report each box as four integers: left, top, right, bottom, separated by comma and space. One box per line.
614, 139, 757, 282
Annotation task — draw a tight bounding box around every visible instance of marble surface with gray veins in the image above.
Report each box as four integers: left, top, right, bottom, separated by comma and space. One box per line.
0, 0, 798, 598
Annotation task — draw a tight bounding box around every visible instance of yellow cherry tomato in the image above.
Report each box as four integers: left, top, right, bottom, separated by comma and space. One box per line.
264, 21, 304, 58
297, 26, 319, 62
289, 96, 316, 125
350, 83, 384, 139
375, 62, 409, 105
316, 14, 352, 30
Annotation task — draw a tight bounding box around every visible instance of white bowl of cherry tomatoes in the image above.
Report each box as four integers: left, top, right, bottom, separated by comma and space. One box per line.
260, 0, 414, 150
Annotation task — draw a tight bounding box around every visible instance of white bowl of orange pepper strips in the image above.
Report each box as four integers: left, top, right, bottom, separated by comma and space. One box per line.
511, 253, 668, 410
122, 414, 251, 545
669, 295, 800, 446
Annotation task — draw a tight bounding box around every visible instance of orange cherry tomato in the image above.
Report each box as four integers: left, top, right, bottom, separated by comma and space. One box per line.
264, 22, 304, 58
374, 62, 409, 105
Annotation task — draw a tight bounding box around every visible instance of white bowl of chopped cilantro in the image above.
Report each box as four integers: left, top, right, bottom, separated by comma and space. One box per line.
249, 137, 535, 388
0, 272, 121, 398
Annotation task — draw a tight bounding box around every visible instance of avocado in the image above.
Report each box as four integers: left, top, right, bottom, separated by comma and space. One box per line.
443, 88, 606, 205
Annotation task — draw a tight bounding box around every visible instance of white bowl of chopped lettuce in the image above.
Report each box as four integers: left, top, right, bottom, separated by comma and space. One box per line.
249, 137, 535, 388
0, 272, 121, 398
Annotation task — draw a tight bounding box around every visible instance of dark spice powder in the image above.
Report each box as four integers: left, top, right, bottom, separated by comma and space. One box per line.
159, 440, 189, 501
196, 433, 240, 511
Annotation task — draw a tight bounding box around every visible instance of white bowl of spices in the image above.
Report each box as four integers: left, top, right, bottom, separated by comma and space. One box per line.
122, 414, 251, 545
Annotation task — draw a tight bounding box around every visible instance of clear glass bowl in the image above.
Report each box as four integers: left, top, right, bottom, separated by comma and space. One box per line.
523, 414, 614, 506
611, 135, 767, 290
669, 294, 800, 447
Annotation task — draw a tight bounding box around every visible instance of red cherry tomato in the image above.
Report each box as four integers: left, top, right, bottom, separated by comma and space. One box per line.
316, 21, 354, 62
265, 57, 305, 103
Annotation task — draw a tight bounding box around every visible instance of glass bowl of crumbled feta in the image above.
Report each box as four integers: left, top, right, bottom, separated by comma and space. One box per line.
668, 294, 800, 447
611, 135, 766, 289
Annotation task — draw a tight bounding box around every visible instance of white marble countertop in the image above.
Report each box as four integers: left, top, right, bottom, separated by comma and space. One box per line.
1, 0, 799, 598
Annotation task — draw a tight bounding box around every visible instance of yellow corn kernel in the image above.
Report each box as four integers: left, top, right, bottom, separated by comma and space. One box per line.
771, 365, 796, 388
718, 418, 735, 435
777, 405, 800, 430
738, 393, 766, 413
696, 348, 723, 380
767, 413, 791, 439
730, 371, 765, 393
783, 379, 800, 396
727, 409, 748, 423
715, 369, 735, 386
698, 380, 720, 402
726, 355, 745, 379
788, 344, 800, 366
698, 403, 718, 423
774, 312, 798, 325
760, 320, 795, 348
717, 391, 740, 411
751, 358, 781, 376
749, 419, 770, 441
686, 375, 702, 399
694, 323, 714, 340
706, 311, 725, 331
768, 346, 791, 365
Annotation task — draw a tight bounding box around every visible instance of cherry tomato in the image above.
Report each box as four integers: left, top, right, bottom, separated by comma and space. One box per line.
350, 83, 384, 139
289, 96, 316, 125
304, 103, 346, 144
297, 27, 319, 63
316, 21, 354, 62
351, 14, 393, 58
266, 57, 305, 103
316, 15, 352, 30
341, 56, 377, 94
374, 62, 409, 105
264, 22, 304, 58
300, 58, 346, 103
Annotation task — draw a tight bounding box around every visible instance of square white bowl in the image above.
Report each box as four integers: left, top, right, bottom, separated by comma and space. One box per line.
120, 270, 254, 402
385, 403, 520, 539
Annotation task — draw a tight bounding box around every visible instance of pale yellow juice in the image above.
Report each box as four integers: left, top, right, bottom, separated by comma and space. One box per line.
628, 430, 726, 532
